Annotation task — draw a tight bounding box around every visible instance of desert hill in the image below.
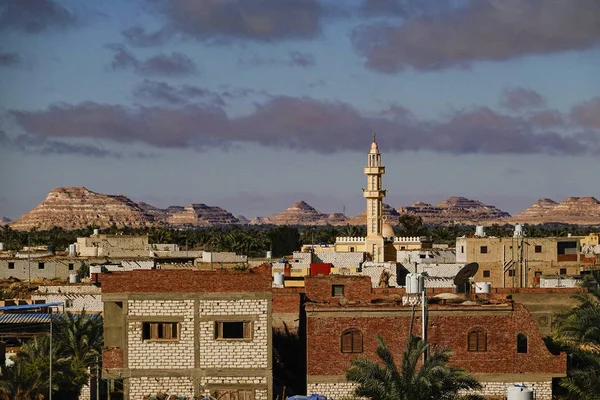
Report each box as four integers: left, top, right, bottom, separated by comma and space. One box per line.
250, 201, 348, 226
511, 197, 600, 225
398, 197, 511, 225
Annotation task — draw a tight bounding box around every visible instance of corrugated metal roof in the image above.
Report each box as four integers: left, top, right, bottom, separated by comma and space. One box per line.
0, 314, 52, 324
0, 302, 62, 311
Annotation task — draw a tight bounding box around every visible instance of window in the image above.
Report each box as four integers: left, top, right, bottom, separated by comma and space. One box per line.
142, 322, 179, 341
517, 333, 528, 353
8, 262, 14, 270
535, 245, 542, 253
560, 268, 567, 275
508, 269, 516, 277
332, 284, 344, 297
468, 329, 487, 352
214, 390, 254, 400
341, 329, 363, 353
461, 246, 464, 253
65, 299, 74, 308
214, 321, 252, 340
68, 263, 74, 271
349, 247, 355, 252
483, 270, 490, 278
480, 246, 488, 254
419, 254, 426, 259
38, 262, 45, 270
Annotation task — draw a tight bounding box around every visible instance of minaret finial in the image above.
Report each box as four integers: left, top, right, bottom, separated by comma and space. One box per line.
373, 132, 376, 142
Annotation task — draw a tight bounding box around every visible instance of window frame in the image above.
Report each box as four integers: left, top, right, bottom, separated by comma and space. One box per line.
68, 263, 74, 271
559, 268, 567, 275
517, 333, 528, 353
214, 390, 255, 400
214, 321, 253, 341
467, 328, 487, 352
38, 262, 45, 270
508, 269, 516, 277
483, 270, 490, 278
480, 246, 488, 254
142, 322, 180, 342
8, 262, 14, 270
332, 284, 344, 297
341, 329, 363, 354
534, 245, 542, 253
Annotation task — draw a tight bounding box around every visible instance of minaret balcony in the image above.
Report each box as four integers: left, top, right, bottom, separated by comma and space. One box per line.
362, 190, 386, 198
363, 166, 386, 174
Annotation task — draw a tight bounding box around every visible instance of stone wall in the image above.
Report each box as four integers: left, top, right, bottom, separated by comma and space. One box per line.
307, 381, 358, 398
129, 376, 195, 400
540, 276, 580, 288
127, 300, 195, 370
0, 258, 84, 281
198, 299, 269, 369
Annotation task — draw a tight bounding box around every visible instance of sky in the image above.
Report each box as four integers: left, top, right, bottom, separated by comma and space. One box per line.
1, 0, 599, 221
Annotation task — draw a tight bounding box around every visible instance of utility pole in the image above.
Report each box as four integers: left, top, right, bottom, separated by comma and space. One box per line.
96, 356, 100, 400
49, 315, 53, 400
27, 235, 31, 289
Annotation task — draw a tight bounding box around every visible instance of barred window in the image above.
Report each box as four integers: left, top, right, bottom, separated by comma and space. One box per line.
142, 322, 179, 341
341, 329, 363, 353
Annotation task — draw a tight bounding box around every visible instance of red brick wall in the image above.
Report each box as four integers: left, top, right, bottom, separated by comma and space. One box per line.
273, 287, 304, 314
102, 264, 272, 293
305, 275, 371, 303
306, 303, 565, 377
103, 347, 123, 369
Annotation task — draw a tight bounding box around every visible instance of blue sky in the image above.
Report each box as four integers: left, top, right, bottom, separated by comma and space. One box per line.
1, 0, 599, 220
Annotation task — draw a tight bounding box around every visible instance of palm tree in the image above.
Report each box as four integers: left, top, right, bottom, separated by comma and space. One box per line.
346, 335, 482, 400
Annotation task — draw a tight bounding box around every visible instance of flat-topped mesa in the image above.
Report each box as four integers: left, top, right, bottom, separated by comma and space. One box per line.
167, 203, 240, 227
346, 203, 400, 226
10, 187, 159, 231
511, 196, 600, 224
398, 197, 510, 225
252, 201, 349, 226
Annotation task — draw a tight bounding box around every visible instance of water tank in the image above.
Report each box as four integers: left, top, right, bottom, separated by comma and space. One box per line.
69, 273, 80, 283
0, 242, 4, 251
475, 226, 485, 237
69, 244, 76, 257
406, 273, 423, 294
506, 384, 533, 400
266, 251, 272, 260
474, 282, 491, 293
93, 228, 99, 236
274, 272, 284, 286
514, 224, 524, 237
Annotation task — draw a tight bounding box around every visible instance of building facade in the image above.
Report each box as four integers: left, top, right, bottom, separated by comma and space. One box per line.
304, 274, 566, 400
102, 265, 273, 400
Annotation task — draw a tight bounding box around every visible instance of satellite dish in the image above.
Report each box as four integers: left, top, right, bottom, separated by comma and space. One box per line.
454, 263, 479, 285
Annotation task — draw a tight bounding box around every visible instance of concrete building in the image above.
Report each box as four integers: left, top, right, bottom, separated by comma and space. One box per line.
32, 285, 103, 313
303, 274, 566, 400
77, 233, 149, 258
456, 229, 597, 288
101, 265, 273, 400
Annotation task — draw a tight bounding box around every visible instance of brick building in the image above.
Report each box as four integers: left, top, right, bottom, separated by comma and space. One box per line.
304, 275, 566, 400
101, 265, 273, 400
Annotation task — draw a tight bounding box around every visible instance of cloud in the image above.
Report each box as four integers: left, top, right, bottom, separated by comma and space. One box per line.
132, 79, 225, 106
146, 0, 322, 42
501, 87, 545, 111
527, 110, 564, 127
9, 97, 599, 155
361, 0, 460, 17
121, 26, 174, 47
571, 97, 600, 129
0, 0, 76, 33
239, 51, 315, 67
351, 0, 600, 72
0, 130, 118, 157
108, 45, 197, 76
0, 51, 21, 67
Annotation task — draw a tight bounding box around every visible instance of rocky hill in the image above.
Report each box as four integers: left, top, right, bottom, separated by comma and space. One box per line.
345, 203, 401, 226
512, 197, 600, 225
167, 204, 240, 226
0, 217, 11, 226
10, 187, 159, 231
250, 201, 349, 226
398, 197, 511, 225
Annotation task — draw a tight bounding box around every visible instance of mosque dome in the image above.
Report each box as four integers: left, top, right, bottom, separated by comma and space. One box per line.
382, 223, 395, 239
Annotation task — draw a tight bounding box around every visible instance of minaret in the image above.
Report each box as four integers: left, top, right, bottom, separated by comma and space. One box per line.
363, 133, 386, 262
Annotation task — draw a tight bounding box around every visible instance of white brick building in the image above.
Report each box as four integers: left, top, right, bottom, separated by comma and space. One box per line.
102, 265, 272, 400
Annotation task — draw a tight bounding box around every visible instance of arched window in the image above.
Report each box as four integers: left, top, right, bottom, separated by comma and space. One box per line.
517, 333, 528, 353
467, 329, 487, 352
341, 329, 363, 353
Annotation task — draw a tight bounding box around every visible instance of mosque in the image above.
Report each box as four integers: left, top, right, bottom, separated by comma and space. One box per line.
302, 134, 431, 262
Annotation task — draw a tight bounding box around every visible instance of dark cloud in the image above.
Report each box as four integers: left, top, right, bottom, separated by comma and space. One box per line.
0, 130, 118, 157
0, 0, 76, 33
0, 51, 21, 67
527, 110, 564, 127
239, 51, 315, 68
121, 26, 174, 47
132, 79, 225, 106
148, 0, 322, 42
571, 97, 600, 129
108, 45, 197, 76
361, 0, 461, 17
501, 87, 545, 111
352, 0, 600, 72
9, 97, 598, 155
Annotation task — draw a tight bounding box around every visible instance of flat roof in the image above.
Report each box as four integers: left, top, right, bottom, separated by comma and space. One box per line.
0, 302, 62, 311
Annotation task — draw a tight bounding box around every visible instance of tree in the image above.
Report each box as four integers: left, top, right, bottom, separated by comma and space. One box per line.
397, 215, 424, 237
346, 335, 482, 400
